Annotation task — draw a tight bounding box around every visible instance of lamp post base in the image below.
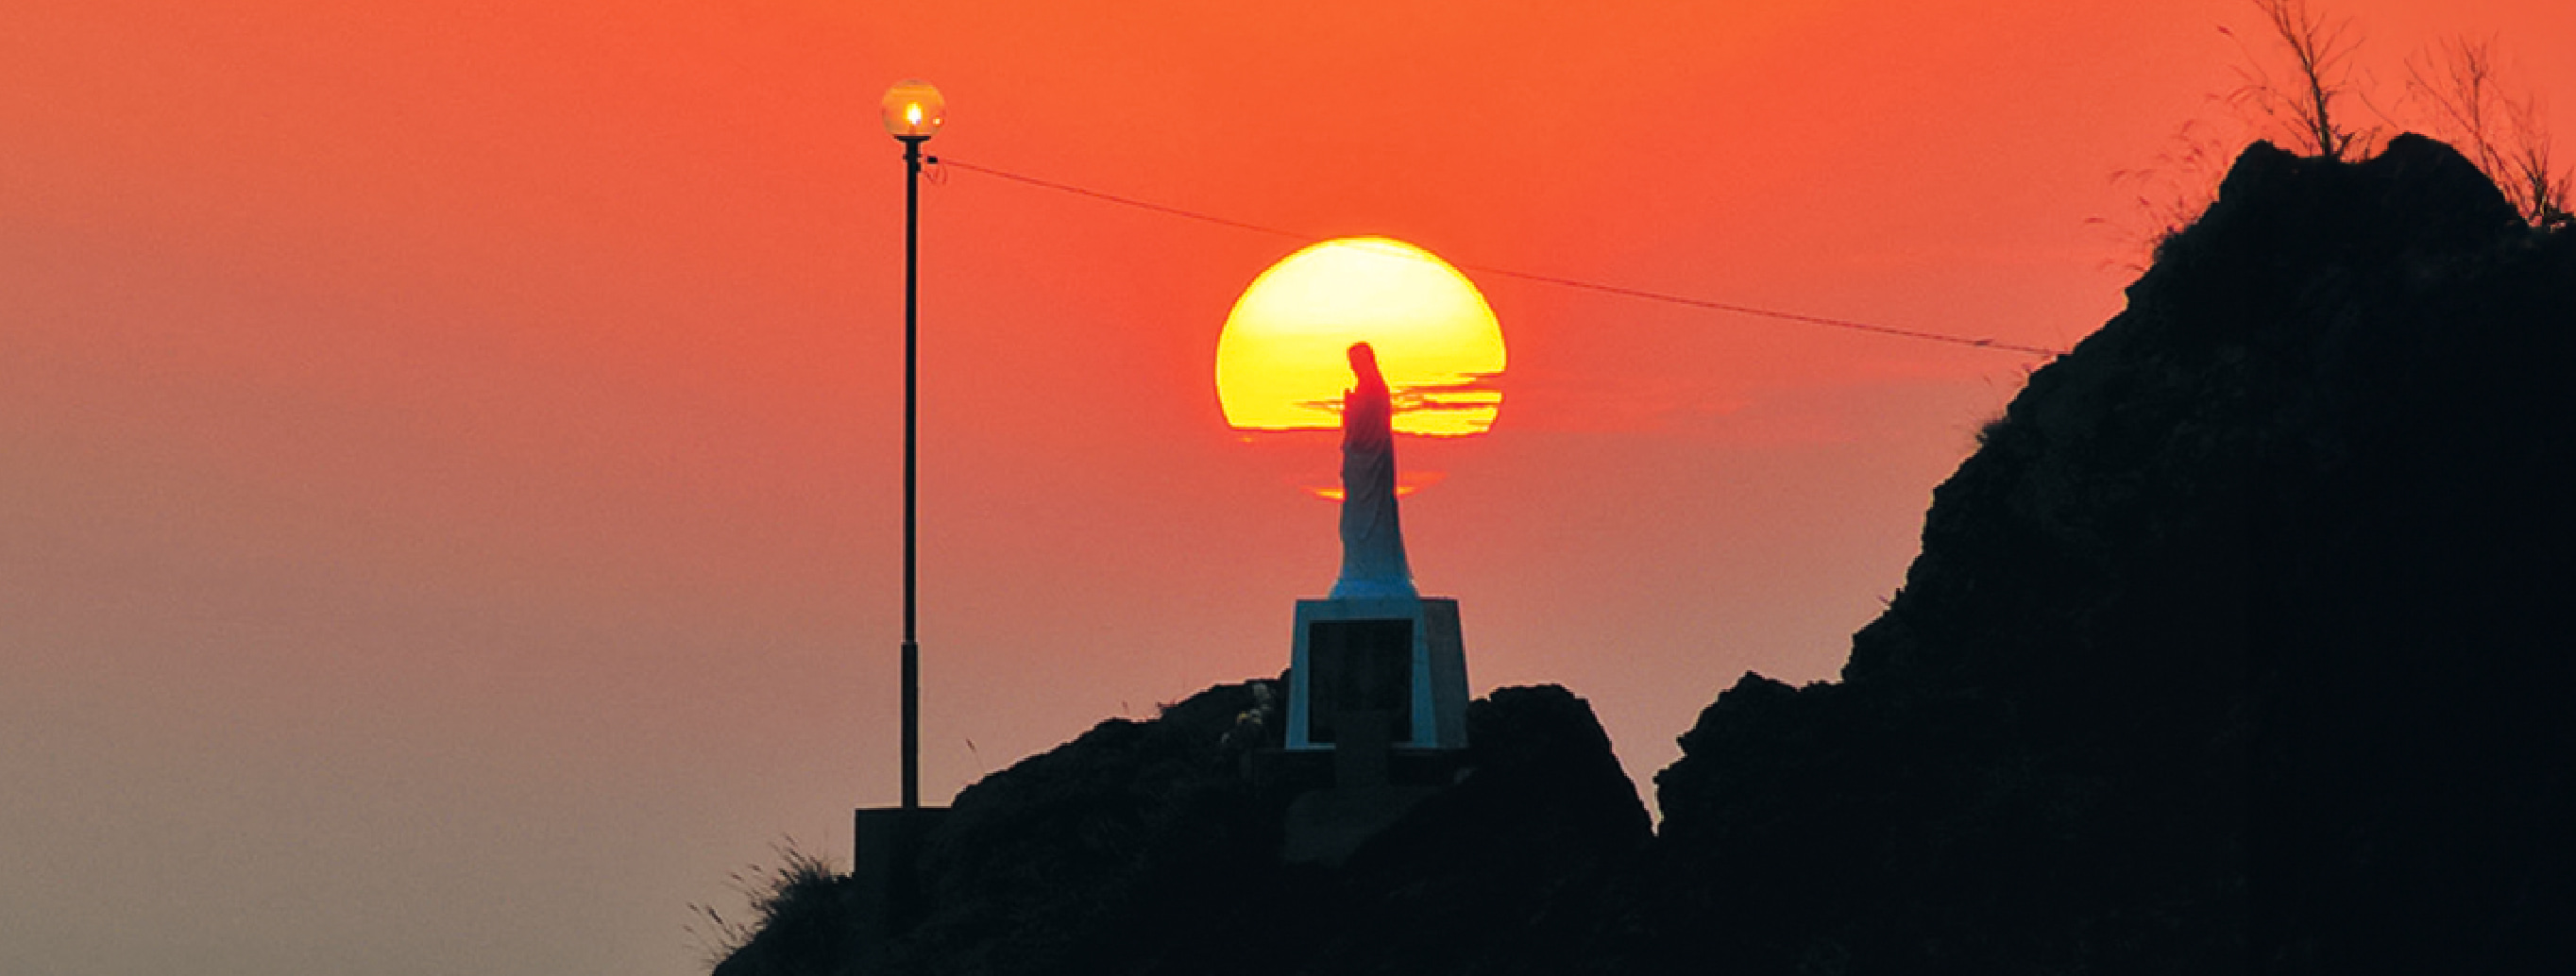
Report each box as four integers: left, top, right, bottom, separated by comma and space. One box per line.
851, 804, 949, 943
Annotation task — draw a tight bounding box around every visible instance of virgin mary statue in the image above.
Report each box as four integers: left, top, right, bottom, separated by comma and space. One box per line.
1330, 342, 1417, 599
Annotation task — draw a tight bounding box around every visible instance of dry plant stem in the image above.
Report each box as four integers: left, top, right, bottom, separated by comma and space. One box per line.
2505, 98, 2571, 226
2407, 35, 2572, 227
2101, 119, 2232, 272
2234, 0, 2373, 160
2408, 39, 2502, 177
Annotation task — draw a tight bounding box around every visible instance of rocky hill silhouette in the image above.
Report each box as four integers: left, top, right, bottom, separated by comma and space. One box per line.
715, 134, 2575, 975
1624, 132, 2574, 975
716, 682, 1650, 975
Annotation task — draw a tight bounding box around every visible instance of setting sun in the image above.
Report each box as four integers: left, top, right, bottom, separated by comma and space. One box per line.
1215, 237, 1505, 437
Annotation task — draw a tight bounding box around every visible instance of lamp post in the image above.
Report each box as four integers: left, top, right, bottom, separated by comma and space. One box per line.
880, 79, 942, 812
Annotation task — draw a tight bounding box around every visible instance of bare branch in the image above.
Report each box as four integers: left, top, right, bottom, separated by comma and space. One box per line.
2234, 0, 2377, 160
2406, 35, 2572, 227
2502, 93, 2572, 227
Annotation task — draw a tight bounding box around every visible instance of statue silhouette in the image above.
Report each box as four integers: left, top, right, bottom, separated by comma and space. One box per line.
1331, 342, 1417, 599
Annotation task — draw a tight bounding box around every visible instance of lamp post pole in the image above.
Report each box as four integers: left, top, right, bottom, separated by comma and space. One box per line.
879, 78, 941, 816
898, 131, 924, 813
856, 79, 945, 938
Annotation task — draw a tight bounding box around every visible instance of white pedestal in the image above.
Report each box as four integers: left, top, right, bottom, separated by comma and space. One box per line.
1284, 597, 1469, 751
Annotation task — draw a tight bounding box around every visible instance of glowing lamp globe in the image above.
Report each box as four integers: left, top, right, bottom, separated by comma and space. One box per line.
880, 79, 945, 139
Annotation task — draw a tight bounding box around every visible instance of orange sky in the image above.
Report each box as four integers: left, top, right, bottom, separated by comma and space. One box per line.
6, 1, 2571, 973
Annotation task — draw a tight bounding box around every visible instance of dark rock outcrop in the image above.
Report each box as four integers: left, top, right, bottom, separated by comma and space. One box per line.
770, 681, 1649, 976
1637, 134, 2575, 975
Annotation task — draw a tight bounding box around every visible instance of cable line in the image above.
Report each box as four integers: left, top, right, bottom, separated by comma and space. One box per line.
933, 156, 2067, 359
937, 159, 1307, 241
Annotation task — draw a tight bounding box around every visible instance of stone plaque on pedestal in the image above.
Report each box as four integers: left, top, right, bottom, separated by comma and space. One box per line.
1285, 597, 1468, 751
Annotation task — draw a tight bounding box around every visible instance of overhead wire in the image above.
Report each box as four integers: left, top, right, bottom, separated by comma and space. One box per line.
931, 157, 2069, 359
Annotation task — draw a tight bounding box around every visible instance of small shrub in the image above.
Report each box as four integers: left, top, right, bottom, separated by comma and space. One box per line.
687, 840, 849, 971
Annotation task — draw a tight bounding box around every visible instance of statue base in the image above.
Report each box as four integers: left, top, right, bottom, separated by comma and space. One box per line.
1283, 597, 1469, 751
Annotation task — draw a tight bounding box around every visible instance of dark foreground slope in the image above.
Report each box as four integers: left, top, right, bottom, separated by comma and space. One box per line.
718, 135, 2576, 975
1637, 134, 2576, 975
717, 682, 1650, 976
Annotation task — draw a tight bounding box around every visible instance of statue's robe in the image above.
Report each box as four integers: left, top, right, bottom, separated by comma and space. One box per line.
1331, 368, 1417, 599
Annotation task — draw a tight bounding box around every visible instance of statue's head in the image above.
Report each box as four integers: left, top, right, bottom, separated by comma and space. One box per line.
1347, 341, 1380, 379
